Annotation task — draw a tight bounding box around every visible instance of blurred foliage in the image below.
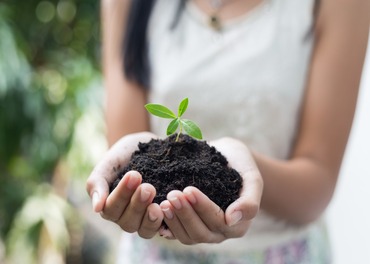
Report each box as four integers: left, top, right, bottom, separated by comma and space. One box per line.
6, 184, 77, 264
0, 0, 103, 261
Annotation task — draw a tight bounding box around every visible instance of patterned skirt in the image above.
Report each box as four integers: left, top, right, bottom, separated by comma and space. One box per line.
116, 223, 332, 264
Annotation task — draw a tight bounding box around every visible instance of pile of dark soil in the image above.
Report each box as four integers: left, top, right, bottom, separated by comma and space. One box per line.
111, 134, 242, 212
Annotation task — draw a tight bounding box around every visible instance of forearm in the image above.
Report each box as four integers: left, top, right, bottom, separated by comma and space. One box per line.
101, 0, 149, 146
254, 153, 336, 225
255, 0, 369, 225
104, 66, 149, 146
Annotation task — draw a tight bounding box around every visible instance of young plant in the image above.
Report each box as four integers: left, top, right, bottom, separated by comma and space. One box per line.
145, 98, 202, 141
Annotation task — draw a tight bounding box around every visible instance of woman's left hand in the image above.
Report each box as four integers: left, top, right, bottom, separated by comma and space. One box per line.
158, 137, 263, 244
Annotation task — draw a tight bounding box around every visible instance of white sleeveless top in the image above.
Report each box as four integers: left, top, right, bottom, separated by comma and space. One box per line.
140, 0, 322, 254
148, 0, 313, 159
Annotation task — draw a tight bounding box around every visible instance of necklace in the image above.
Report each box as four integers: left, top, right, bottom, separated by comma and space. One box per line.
208, 0, 224, 31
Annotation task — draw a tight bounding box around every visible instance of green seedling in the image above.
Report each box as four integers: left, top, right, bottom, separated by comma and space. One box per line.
145, 98, 203, 141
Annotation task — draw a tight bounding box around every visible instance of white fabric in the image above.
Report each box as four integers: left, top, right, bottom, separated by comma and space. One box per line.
145, 0, 316, 252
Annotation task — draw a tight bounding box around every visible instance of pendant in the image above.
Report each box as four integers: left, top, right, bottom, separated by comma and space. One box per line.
209, 14, 222, 32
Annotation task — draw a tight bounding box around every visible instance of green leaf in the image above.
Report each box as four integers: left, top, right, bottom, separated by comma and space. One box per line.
145, 104, 176, 119
178, 98, 188, 117
181, 119, 203, 139
167, 118, 179, 135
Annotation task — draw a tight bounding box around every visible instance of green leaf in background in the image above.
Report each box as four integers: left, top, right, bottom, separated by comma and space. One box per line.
181, 119, 203, 140
178, 97, 188, 117
145, 104, 176, 119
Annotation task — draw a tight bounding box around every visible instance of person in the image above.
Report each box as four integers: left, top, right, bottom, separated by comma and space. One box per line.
86, 0, 369, 263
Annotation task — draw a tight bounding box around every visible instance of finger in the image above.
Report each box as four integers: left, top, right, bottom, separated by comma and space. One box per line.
225, 168, 263, 226
138, 203, 164, 239
102, 171, 142, 221
116, 183, 156, 233
167, 190, 219, 243
160, 200, 193, 244
86, 156, 115, 213
86, 176, 110, 213
159, 226, 176, 239
86, 141, 138, 212
184, 186, 253, 240
86, 132, 156, 201
183, 187, 226, 232
210, 137, 263, 226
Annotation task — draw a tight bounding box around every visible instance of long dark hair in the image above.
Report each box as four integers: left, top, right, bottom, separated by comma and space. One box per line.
123, 0, 320, 89
123, 0, 157, 89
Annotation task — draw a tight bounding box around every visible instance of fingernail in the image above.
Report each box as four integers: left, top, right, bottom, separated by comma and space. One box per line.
127, 173, 139, 190
159, 226, 173, 238
168, 195, 182, 210
92, 192, 100, 212
229, 211, 242, 227
141, 188, 151, 202
148, 211, 158, 222
162, 207, 174, 219
184, 189, 197, 204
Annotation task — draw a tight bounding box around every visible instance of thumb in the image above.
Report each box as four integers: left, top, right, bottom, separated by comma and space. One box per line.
225, 197, 259, 227
224, 174, 263, 227
86, 177, 110, 213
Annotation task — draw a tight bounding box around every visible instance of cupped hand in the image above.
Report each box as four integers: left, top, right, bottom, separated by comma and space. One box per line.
86, 132, 164, 238
159, 137, 263, 244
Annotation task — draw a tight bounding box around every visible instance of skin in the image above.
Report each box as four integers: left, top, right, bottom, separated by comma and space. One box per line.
86, 0, 370, 244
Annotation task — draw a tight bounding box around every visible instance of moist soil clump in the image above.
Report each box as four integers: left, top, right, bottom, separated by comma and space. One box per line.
111, 134, 243, 212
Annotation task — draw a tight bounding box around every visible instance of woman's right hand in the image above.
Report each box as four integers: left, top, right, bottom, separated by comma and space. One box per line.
86, 132, 164, 238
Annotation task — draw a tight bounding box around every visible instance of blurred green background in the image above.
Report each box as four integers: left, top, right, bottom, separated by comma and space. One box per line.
0, 0, 113, 263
